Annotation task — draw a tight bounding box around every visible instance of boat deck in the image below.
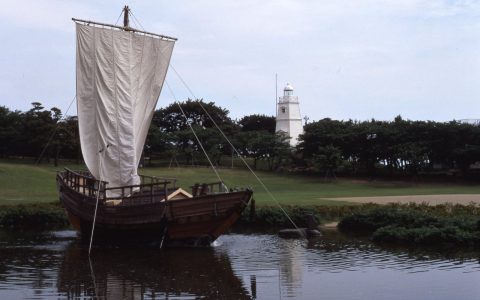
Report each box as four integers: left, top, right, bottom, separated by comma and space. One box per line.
58, 168, 231, 207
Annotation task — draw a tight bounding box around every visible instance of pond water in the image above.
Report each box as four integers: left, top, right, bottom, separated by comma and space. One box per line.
0, 229, 479, 299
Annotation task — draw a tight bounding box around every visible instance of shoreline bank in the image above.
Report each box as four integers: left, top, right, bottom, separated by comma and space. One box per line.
2, 201, 479, 230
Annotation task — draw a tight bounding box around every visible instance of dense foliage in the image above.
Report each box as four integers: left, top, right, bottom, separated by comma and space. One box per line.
338, 205, 480, 248
299, 116, 480, 177
0, 203, 68, 229
0, 103, 80, 165
148, 100, 290, 168
3, 100, 480, 177
0, 101, 290, 170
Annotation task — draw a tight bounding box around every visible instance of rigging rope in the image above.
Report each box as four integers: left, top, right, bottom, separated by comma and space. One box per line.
130, 11, 226, 187
168, 65, 306, 238
88, 257, 98, 297
164, 80, 224, 186
126, 7, 303, 237
128, 10, 146, 31
114, 8, 124, 26
35, 95, 77, 165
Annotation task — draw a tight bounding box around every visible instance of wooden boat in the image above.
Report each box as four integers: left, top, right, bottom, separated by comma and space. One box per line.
58, 7, 252, 246
57, 169, 252, 245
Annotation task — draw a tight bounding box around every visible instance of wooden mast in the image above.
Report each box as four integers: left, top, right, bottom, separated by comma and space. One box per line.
123, 5, 130, 29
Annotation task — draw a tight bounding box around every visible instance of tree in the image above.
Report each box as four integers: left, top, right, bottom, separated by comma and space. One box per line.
19, 102, 58, 161
312, 144, 344, 179
149, 99, 241, 166
453, 145, 480, 175
0, 106, 22, 158
234, 130, 291, 170
269, 132, 292, 170
238, 114, 276, 133
58, 116, 81, 163
153, 99, 234, 133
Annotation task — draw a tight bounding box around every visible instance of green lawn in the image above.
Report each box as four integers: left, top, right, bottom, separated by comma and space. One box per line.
1, 160, 480, 206
0, 160, 81, 205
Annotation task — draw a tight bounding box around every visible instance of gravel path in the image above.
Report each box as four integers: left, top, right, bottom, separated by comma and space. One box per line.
323, 194, 480, 205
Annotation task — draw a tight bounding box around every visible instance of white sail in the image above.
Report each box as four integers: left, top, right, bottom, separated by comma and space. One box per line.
75, 23, 175, 194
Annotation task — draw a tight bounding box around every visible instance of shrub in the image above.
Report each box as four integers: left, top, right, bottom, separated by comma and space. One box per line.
0, 203, 68, 229
239, 205, 323, 228
337, 207, 440, 232
339, 206, 480, 248
373, 225, 480, 247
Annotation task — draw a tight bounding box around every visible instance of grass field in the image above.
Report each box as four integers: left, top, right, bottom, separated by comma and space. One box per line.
1, 160, 480, 206
0, 161, 480, 205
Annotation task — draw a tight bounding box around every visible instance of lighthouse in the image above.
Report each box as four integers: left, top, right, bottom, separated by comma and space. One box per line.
275, 83, 303, 146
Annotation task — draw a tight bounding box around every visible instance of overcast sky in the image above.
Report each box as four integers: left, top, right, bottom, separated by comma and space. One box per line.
1, 0, 479, 122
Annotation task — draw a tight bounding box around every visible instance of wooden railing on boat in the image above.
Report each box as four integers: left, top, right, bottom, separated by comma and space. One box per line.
58, 168, 175, 206
139, 174, 177, 188
190, 182, 228, 196
61, 168, 105, 198
58, 168, 233, 207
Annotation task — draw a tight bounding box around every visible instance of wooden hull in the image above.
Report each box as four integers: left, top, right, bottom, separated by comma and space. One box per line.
166, 192, 250, 243
56, 170, 252, 245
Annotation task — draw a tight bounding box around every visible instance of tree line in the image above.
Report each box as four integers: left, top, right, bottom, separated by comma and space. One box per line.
0, 102, 80, 165
1, 101, 480, 178
0, 100, 290, 170
300, 116, 480, 177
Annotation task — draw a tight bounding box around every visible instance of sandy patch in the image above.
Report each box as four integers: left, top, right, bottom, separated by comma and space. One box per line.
322, 194, 480, 205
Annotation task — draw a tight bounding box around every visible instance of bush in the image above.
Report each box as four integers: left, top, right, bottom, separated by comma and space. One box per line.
338, 205, 480, 248
239, 205, 323, 228
373, 225, 480, 247
337, 207, 440, 232
0, 203, 68, 229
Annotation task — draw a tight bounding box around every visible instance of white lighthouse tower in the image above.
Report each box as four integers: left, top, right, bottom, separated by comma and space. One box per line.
275, 83, 303, 146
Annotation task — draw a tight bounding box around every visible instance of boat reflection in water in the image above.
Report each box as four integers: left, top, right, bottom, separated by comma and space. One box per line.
57, 242, 252, 299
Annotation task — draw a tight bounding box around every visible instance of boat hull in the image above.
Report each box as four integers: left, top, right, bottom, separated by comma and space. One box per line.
165, 192, 250, 244
56, 170, 252, 245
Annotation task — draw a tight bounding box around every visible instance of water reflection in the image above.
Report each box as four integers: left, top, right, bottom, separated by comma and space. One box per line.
305, 230, 480, 274
58, 243, 251, 299
0, 231, 251, 299
0, 230, 479, 299
216, 232, 480, 299
0, 231, 66, 299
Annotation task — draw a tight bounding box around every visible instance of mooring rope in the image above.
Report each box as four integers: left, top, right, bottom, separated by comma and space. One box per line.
88, 145, 108, 255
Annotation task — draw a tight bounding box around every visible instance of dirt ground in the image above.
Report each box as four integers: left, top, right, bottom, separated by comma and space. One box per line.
323, 194, 480, 205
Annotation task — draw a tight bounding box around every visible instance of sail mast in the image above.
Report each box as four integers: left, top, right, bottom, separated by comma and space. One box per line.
123, 5, 130, 29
